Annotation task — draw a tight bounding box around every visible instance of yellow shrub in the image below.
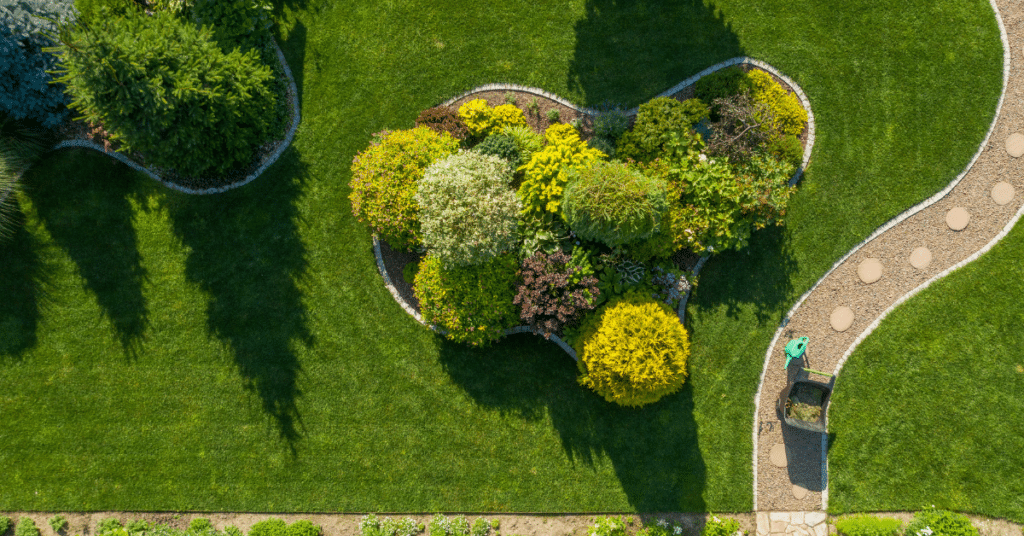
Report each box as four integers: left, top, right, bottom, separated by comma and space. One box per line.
517, 124, 605, 216
748, 70, 807, 137
492, 104, 527, 131
458, 99, 495, 136
573, 292, 690, 407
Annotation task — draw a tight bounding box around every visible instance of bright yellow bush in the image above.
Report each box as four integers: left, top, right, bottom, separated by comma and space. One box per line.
748, 70, 807, 136
517, 124, 605, 216
458, 99, 527, 137
573, 292, 690, 407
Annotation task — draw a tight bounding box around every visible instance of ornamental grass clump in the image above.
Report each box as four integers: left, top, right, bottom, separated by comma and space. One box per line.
517, 123, 605, 217
572, 291, 690, 407
561, 160, 669, 248
514, 248, 599, 337
349, 127, 459, 250
416, 152, 520, 268
414, 253, 520, 347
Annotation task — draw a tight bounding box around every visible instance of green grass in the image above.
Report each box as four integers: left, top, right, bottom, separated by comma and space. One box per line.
827, 220, 1024, 523
0, 0, 1004, 513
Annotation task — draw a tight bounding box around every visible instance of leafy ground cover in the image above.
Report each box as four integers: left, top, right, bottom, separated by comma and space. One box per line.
0, 0, 1003, 513
828, 220, 1024, 523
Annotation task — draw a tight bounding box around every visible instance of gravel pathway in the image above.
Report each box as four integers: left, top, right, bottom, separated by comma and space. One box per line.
753, 0, 1018, 512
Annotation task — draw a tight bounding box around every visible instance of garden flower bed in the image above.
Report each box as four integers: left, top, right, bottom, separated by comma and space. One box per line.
355, 58, 814, 408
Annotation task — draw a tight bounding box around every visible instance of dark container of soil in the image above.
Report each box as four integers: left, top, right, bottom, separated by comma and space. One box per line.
776, 370, 833, 433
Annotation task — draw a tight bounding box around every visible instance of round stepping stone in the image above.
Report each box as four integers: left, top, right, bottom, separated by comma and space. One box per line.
830, 306, 854, 332
793, 484, 808, 500
992, 182, 1015, 206
946, 207, 970, 231
769, 443, 788, 468
1007, 133, 1024, 158
857, 258, 883, 284
910, 247, 932, 269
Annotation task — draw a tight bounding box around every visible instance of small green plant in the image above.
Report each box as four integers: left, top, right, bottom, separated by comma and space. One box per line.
905, 510, 977, 536
470, 519, 490, 536
225, 527, 244, 536
546, 108, 560, 123
126, 520, 150, 533
189, 519, 214, 534
15, 519, 40, 536
249, 519, 288, 536
587, 517, 628, 536
97, 520, 123, 535
701, 515, 742, 536
0, 517, 12, 535
489, 522, 499, 531
287, 520, 321, 536
504, 92, 517, 105
593, 109, 630, 141
835, 516, 902, 536
402, 260, 419, 284
428, 515, 470, 536
527, 97, 540, 115
48, 516, 68, 534
358, 515, 422, 536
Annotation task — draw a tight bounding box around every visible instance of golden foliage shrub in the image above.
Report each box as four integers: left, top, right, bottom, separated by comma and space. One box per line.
517, 123, 606, 217
457, 99, 527, 137
748, 70, 807, 136
573, 292, 690, 407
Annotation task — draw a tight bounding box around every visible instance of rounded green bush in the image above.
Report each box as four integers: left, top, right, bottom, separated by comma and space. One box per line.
413, 252, 520, 347
561, 160, 669, 248
349, 127, 460, 250
416, 151, 521, 268
473, 133, 522, 167
249, 519, 287, 536
615, 97, 708, 163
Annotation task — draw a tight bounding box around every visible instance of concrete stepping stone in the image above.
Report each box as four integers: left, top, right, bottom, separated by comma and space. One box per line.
769, 443, 788, 467
1007, 133, 1024, 158
830, 306, 854, 332
992, 181, 1015, 206
946, 207, 970, 231
910, 246, 932, 269
792, 484, 808, 499
857, 258, 883, 284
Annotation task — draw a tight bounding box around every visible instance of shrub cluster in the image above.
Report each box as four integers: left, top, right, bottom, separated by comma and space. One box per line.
616, 97, 708, 163
835, 516, 902, 536
349, 127, 460, 250
414, 253, 520, 347
561, 160, 669, 248
905, 510, 977, 536
514, 248, 599, 336
416, 152, 521, 268
572, 291, 690, 407
416, 106, 469, 141
457, 99, 526, 138
517, 123, 605, 217
53, 6, 280, 177
0, 0, 76, 127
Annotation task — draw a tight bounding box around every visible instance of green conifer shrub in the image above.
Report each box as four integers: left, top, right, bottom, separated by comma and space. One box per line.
52, 6, 280, 177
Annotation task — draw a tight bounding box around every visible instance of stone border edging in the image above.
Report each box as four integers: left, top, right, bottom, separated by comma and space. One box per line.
50, 37, 301, 195
749, 0, 1010, 511
441, 56, 816, 187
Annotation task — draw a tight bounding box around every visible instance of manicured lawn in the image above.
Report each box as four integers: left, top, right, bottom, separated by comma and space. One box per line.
0, 0, 1003, 512
827, 220, 1024, 523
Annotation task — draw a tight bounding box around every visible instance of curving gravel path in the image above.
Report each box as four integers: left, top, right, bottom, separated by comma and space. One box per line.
752, 0, 1018, 512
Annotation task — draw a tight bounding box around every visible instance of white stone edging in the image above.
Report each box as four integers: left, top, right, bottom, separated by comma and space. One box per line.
751, 0, 1009, 511
50, 37, 301, 195
441, 56, 816, 187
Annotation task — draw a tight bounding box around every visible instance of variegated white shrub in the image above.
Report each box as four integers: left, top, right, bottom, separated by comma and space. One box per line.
416, 151, 521, 268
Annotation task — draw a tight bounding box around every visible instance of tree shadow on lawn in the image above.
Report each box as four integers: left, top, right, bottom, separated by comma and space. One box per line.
0, 199, 51, 358
569, 0, 745, 107
164, 146, 313, 452
275, 19, 307, 110
690, 225, 798, 325
24, 149, 149, 354
438, 334, 707, 512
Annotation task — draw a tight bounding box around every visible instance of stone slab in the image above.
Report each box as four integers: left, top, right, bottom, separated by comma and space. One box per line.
769, 444, 788, 468
792, 484, 808, 499
772, 521, 788, 534
857, 258, 883, 284
757, 513, 770, 536
910, 246, 932, 269
805, 513, 827, 527
830, 306, 854, 332
993, 181, 1015, 206
946, 207, 971, 231
814, 525, 828, 536
791, 512, 805, 525
1006, 132, 1024, 157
